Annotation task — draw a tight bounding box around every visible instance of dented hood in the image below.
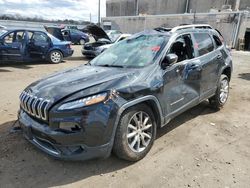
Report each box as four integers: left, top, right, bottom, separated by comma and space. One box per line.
25, 65, 139, 103
85, 24, 110, 41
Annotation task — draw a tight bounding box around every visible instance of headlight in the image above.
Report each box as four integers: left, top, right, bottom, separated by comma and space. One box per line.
96, 47, 104, 52
58, 93, 107, 110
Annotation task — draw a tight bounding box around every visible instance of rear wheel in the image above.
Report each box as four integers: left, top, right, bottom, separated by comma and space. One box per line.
209, 74, 229, 109
113, 104, 156, 161
49, 50, 63, 64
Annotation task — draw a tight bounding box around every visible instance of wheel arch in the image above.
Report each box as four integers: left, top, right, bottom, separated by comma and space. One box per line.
48, 48, 65, 58
118, 96, 164, 128
221, 66, 232, 81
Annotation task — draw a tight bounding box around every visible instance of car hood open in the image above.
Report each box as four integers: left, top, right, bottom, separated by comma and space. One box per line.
44, 26, 64, 41
84, 24, 111, 41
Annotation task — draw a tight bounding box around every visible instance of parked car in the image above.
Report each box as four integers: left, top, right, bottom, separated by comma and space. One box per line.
44, 26, 89, 45
82, 24, 130, 57
18, 24, 232, 161
0, 29, 73, 63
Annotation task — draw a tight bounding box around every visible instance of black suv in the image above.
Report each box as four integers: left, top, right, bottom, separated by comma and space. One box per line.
18, 25, 232, 161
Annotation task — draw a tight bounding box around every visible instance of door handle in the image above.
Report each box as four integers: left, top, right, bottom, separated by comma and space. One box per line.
189, 64, 200, 69
189, 64, 202, 71
217, 54, 222, 59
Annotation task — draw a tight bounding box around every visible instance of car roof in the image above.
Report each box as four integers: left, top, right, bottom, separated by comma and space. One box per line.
154, 24, 218, 36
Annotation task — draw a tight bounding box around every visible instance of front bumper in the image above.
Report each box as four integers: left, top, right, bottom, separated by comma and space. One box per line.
81, 49, 100, 57
18, 104, 116, 160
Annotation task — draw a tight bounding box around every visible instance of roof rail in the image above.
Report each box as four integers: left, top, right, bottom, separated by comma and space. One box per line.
170, 24, 213, 32
154, 27, 172, 32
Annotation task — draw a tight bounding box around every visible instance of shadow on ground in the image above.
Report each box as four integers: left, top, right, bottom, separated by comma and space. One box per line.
0, 101, 216, 187
0, 61, 51, 70
238, 73, 250, 81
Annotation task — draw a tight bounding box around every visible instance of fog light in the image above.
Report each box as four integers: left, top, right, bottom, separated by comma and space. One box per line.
59, 122, 81, 132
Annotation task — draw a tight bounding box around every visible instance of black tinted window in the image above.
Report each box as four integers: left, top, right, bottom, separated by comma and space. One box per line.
213, 35, 222, 48
193, 33, 214, 56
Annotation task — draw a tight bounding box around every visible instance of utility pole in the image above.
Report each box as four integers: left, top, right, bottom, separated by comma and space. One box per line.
98, 0, 101, 26
90, 12, 92, 23
135, 0, 139, 15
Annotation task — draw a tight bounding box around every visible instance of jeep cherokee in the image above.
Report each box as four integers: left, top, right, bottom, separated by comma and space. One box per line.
18, 24, 232, 161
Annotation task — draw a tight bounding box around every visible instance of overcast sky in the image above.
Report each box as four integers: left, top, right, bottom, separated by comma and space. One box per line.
0, 0, 106, 22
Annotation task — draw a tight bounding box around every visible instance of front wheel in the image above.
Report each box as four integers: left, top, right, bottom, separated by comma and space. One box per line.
49, 50, 63, 64
209, 74, 229, 109
113, 104, 156, 161
79, 39, 85, 45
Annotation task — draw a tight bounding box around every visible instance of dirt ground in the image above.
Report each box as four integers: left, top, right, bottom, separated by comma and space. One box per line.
0, 50, 250, 188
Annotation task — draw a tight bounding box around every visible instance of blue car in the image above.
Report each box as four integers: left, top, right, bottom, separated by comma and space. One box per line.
0, 29, 74, 64
44, 26, 89, 45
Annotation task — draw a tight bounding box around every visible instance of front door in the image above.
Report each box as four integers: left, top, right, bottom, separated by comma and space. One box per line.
162, 34, 201, 116
0, 31, 25, 62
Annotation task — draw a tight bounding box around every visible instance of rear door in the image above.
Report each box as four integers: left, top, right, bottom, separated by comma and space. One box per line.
193, 32, 219, 100
28, 31, 50, 59
62, 30, 71, 42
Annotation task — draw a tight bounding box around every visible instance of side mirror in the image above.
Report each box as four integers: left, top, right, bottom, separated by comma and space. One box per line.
161, 53, 178, 69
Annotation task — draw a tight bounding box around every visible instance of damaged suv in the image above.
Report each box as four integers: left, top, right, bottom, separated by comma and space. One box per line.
18, 24, 232, 161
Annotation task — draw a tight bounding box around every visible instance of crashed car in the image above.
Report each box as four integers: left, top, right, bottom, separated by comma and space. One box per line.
45, 26, 89, 45
0, 29, 73, 63
18, 24, 232, 161
82, 24, 130, 57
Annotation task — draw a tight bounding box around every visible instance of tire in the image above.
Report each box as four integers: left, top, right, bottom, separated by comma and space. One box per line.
49, 50, 63, 64
113, 104, 156, 161
209, 74, 229, 109
79, 39, 85, 45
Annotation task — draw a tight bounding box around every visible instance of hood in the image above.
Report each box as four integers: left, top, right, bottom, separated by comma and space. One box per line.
44, 26, 64, 41
84, 24, 110, 41
25, 65, 139, 104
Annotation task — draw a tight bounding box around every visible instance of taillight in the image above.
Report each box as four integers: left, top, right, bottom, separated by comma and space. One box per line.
67, 44, 72, 49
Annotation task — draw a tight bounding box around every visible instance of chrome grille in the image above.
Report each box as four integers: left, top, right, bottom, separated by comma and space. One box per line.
19, 91, 50, 121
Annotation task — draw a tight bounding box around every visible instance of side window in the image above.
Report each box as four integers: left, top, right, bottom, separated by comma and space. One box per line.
32, 32, 48, 43
3, 32, 14, 44
118, 37, 126, 42
213, 35, 222, 48
169, 34, 195, 62
193, 33, 214, 56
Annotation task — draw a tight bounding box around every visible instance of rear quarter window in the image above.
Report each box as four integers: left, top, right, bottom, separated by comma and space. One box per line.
193, 33, 214, 56
213, 35, 223, 48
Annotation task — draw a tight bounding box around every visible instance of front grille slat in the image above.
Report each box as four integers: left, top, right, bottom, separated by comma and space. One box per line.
19, 91, 50, 121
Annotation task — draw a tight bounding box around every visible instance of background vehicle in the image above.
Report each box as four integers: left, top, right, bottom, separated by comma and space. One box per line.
44, 26, 89, 45
18, 24, 232, 161
0, 29, 73, 64
82, 24, 130, 57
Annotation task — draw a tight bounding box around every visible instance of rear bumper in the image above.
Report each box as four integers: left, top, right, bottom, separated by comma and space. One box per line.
18, 110, 112, 160
63, 49, 74, 58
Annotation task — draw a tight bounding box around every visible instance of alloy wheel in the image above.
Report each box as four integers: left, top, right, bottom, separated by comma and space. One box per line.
50, 51, 62, 63
219, 79, 229, 104
127, 111, 153, 153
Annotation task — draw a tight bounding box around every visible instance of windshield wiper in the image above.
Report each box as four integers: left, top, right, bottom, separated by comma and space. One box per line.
98, 64, 124, 68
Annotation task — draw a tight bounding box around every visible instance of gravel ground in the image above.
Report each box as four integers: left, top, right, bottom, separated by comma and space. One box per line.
0, 50, 250, 188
